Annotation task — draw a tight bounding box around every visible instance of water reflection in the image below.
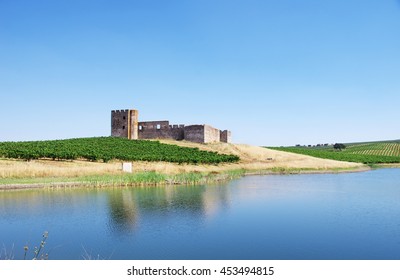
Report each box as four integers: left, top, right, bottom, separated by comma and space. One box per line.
0, 184, 232, 237
107, 190, 138, 233
105, 184, 231, 235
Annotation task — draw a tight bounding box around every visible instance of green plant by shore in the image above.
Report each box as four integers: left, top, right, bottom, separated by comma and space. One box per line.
0, 167, 370, 190
1, 231, 49, 260
0, 170, 247, 188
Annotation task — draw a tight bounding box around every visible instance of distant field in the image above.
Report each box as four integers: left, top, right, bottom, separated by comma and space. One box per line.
0, 137, 239, 164
269, 141, 400, 164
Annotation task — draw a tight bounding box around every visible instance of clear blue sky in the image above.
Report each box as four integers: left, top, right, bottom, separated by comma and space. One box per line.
1, 0, 399, 146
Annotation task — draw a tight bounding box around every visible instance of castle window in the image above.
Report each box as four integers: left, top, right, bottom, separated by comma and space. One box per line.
123, 116, 126, 120
139, 125, 143, 131
156, 124, 161, 130
122, 126, 125, 130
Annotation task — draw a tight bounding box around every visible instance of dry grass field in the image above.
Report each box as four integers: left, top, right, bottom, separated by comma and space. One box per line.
0, 140, 365, 179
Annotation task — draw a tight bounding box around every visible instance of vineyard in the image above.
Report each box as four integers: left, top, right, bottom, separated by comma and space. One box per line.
269, 141, 400, 164
0, 137, 240, 164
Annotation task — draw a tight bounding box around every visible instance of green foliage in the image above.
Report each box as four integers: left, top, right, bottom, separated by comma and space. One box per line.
333, 143, 346, 150
0, 137, 239, 164
269, 141, 400, 164
0, 169, 247, 186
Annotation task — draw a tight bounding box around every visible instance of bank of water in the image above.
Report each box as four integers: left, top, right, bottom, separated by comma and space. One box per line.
0, 168, 399, 260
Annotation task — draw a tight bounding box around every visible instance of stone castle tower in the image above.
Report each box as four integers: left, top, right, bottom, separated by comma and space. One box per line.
111, 109, 139, 140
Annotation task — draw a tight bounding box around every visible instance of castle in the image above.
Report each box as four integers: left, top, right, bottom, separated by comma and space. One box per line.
111, 109, 231, 144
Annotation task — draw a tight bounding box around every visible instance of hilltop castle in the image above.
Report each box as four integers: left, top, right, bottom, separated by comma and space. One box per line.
111, 109, 231, 144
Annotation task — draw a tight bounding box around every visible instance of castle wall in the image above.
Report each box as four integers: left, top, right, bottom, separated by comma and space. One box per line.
204, 125, 220, 143
183, 125, 205, 143
170, 125, 185, 140
220, 130, 231, 143
138, 121, 185, 140
184, 125, 221, 143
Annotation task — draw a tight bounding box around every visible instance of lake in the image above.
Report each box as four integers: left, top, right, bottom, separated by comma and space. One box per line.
1, 168, 400, 260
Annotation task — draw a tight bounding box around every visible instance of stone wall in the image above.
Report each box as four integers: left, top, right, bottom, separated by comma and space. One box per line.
138, 121, 185, 140
183, 125, 220, 143
220, 130, 231, 143
204, 125, 220, 143
169, 124, 185, 140
183, 125, 205, 143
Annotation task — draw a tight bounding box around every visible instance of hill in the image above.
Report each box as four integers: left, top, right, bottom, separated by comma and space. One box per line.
0, 139, 364, 181
269, 140, 400, 164
153, 140, 363, 173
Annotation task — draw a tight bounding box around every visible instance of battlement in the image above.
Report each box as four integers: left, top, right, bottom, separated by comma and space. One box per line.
111, 108, 231, 143
111, 109, 130, 113
170, 124, 185, 129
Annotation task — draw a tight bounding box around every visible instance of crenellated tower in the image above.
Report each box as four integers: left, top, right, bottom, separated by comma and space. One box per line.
111, 109, 139, 140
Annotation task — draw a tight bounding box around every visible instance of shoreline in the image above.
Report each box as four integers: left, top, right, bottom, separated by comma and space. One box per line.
0, 165, 372, 191
244, 165, 371, 176
0, 141, 377, 191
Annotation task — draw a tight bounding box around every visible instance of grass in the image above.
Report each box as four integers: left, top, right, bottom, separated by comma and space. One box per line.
269, 140, 400, 164
0, 231, 49, 260
0, 159, 123, 179
0, 244, 15, 260
0, 169, 247, 188
0, 166, 370, 190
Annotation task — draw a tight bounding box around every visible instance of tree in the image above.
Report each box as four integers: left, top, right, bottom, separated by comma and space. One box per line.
333, 143, 346, 151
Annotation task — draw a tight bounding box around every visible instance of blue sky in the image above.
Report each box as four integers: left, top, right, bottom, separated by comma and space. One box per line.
1, 0, 399, 146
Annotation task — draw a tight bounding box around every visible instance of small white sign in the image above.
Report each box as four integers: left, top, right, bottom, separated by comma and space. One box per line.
122, 162, 132, 173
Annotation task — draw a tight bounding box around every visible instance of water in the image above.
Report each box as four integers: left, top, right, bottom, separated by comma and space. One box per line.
1, 168, 400, 260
